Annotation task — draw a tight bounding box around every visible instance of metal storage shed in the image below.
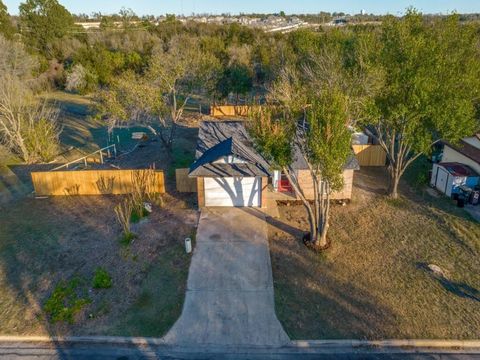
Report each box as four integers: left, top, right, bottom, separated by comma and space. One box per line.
430, 162, 480, 197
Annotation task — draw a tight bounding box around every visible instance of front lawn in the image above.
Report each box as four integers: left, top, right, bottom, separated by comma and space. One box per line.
0, 189, 196, 337
269, 167, 480, 340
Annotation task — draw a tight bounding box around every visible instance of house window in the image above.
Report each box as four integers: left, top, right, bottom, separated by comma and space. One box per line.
213, 155, 247, 164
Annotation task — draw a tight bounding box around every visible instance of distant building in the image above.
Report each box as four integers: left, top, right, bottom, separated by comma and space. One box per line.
328, 18, 348, 27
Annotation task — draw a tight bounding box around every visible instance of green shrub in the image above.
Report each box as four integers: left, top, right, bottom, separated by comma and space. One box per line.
385, 197, 408, 209
43, 278, 91, 324
414, 171, 429, 189
120, 231, 136, 246
92, 268, 113, 289
130, 207, 150, 223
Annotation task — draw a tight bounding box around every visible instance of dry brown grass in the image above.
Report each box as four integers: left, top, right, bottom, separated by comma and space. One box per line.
269, 167, 480, 340
0, 193, 197, 336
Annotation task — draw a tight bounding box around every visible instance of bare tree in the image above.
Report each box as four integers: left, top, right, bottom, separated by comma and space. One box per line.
0, 35, 61, 163
0, 75, 61, 163
65, 64, 88, 93
0, 36, 37, 80
115, 197, 134, 242
130, 167, 161, 219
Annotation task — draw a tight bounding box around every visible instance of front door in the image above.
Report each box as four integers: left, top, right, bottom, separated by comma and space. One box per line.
278, 174, 293, 193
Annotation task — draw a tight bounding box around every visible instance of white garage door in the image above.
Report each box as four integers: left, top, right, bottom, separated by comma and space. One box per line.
204, 177, 262, 207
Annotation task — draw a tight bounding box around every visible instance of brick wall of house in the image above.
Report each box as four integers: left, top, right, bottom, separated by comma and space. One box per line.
296, 169, 354, 200
197, 177, 205, 207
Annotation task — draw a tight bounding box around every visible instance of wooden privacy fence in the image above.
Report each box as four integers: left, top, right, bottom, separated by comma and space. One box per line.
210, 105, 259, 117
31, 169, 165, 196
352, 145, 387, 167
175, 168, 197, 193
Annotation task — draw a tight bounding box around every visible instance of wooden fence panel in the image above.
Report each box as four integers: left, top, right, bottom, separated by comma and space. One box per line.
352, 145, 387, 166
210, 105, 256, 117
31, 169, 165, 196
175, 168, 197, 193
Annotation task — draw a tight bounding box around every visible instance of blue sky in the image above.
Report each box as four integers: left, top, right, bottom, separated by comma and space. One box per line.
4, 0, 480, 16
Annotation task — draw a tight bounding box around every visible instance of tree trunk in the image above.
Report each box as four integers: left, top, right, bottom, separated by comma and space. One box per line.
314, 181, 330, 249
281, 166, 318, 244
16, 134, 31, 164
388, 167, 400, 199
157, 126, 172, 150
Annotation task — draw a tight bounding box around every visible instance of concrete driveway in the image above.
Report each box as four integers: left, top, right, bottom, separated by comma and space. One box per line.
164, 207, 290, 347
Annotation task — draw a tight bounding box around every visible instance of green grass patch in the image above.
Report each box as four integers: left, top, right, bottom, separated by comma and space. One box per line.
92, 268, 113, 289
111, 245, 191, 337
130, 208, 150, 224
385, 196, 408, 209
43, 277, 91, 324
119, 232, 136, 247
168, 139, 196, 178
403, 156, 432, 190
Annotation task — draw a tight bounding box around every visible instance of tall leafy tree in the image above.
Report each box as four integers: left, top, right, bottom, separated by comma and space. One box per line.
19, 0, 75, 56
364, 11, 480, 198
0, 1, 15, 39
217, 44, 254, 103
249, 89, 352, 249
249, 62, 352, 249
98, 35, 221, 149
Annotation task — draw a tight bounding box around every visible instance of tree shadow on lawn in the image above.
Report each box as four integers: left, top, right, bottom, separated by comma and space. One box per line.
239, 207, 398, 339
353, 166, 390, 196
398, 188, 480, 257
357, 166, 479, 257
237, 205, 304, 236
272, 246, 399, 339
417, 263, 480, 303
7, 164, 58, 189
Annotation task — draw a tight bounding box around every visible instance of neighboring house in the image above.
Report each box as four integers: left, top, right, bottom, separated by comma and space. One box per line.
189, 120, 360, 208
441, 134, 480, 174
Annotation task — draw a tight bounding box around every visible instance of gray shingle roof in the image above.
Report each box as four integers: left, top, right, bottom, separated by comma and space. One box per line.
291, 149, 360, 171
189, 120, 360, 178
189, 121, 271, 177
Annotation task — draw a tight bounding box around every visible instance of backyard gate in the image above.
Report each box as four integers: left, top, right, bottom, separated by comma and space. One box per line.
352, 145, 387, 167
175, 168, 197, 193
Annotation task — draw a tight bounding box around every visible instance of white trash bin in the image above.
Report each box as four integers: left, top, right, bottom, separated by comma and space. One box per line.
185, 238, 192, 254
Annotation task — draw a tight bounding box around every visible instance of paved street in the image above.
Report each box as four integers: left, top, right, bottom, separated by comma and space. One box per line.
1, 342, 480, 359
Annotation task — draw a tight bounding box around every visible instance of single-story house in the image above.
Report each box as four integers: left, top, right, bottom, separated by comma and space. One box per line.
441, 134, 480, 174
430, 162, 480, 197
189, 120, 360, 208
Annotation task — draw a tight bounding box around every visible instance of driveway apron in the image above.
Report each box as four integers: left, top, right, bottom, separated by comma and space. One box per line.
164, 207, 290, 347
